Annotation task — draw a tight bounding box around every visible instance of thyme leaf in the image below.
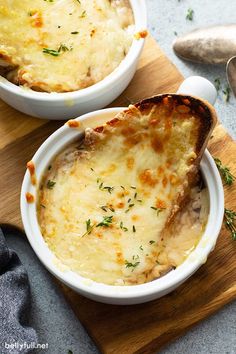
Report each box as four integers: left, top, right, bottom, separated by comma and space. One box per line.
46, 180, 56, 189
43, 48, 60, 57
80, 10, 86, 18
214, 78, 221, 92
120, 221, 128, 232
186, 8, 194, 21
150, 206, 166, 216
223, 85, 231, 102
100, 206, 108, 212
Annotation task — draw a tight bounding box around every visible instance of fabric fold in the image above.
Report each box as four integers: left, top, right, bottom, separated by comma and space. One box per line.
0, 228, 37, 354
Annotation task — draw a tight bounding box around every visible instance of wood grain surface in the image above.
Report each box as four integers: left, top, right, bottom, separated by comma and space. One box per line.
0, 36, 235, 354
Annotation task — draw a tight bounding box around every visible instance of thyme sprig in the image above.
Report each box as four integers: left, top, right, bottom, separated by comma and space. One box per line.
214, 158, 235, 185
81, 219, 95, 237
43, 43, 72, 57
97, 179, 114, 194
125, 255, 140, 271
150, 206, 166, 216
186, 8, 194, 21
81, 216, 113, 237
224, 209, 236, 240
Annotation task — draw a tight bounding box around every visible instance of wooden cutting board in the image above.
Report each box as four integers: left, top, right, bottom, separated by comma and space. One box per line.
0, 36, 236, 354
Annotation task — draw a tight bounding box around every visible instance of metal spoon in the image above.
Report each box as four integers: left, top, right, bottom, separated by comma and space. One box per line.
226, 56, 236, 97
173, 24, 236, 65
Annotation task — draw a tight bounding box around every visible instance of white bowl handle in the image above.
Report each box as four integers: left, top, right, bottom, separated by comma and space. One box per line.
177, 76, 217, 106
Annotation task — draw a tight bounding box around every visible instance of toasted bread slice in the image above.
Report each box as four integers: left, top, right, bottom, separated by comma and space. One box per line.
38, 94, 216, 285
86, 94, 216, 223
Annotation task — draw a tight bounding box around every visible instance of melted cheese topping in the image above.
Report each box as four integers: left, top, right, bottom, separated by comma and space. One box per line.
0, 0, 134, 92
37, 102, 209, 285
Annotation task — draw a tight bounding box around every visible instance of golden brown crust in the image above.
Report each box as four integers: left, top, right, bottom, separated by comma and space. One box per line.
26, 192, 35, 203
136, 94, 216, 223
135, 94, 216, 155
26, 160, 37, 185
93, 94, 216, 148
66, 120, 81, 128
92, 94, 217, 225
0, 51, 18, 76
134, 30, 148, 40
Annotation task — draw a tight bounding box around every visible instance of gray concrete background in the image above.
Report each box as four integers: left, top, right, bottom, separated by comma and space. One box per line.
148, 0, 236, 139
4, 1, 236, 353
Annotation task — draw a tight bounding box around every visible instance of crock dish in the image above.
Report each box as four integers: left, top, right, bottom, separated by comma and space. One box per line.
21, 78, 224, 305
0, 0, 147, 120
0, 0, 134, 92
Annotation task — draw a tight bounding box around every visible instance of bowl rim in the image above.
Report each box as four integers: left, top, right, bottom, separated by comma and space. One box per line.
20, 107, 224, 301
0, 0, 147, 101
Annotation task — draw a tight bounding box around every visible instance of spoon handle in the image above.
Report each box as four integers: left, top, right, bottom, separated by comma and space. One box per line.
177, 76, 217, 106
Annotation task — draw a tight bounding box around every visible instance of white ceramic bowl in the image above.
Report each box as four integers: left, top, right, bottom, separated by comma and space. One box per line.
21, 103, 224, 305
0, 0, 147, 120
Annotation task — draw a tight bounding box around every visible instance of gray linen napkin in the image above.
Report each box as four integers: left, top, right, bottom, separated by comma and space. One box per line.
0, 228, 37, 353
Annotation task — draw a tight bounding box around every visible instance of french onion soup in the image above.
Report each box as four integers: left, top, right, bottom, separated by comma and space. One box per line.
0, 0, 134, 92
36, 95, 216, 285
